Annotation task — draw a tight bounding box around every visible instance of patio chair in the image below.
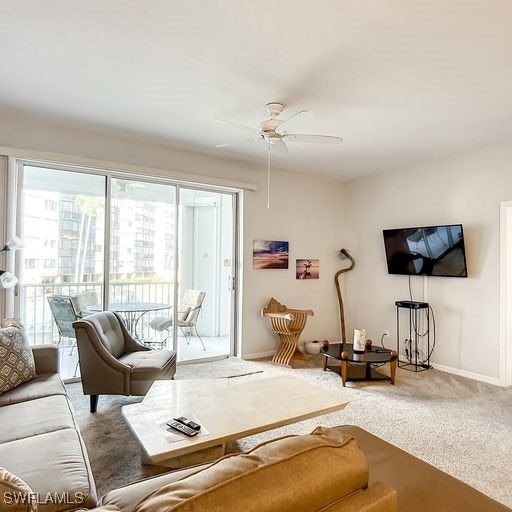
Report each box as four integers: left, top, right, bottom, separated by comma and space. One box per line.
47, 295, 81, 376
73, 290, 99, 318
149, 290, 206, 351
47, 291, 99, 377
47, 295, 80, 346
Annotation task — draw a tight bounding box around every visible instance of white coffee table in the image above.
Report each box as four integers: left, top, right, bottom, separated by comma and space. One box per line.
122, 375, 348, 468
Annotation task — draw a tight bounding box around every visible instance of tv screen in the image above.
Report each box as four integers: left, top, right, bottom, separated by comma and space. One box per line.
383, 224, 468, 277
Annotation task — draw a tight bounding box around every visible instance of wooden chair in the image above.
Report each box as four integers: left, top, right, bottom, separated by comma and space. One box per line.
261, 297, 314, 367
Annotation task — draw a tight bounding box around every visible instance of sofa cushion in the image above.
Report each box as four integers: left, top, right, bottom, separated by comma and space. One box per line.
0, 428, 97, 512
119, 350, 177, 381
0, 466, 36, 512
0, 373, 66, 407
0, 327, 37, 396
0, 394, 75, 444
132, 427, 368, 512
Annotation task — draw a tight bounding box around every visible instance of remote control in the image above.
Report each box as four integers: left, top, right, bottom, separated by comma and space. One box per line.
167, 420, 198, 437
174, 416, 201, 431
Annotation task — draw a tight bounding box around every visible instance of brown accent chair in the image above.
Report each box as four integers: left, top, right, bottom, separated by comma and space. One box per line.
73, 311, 176, 413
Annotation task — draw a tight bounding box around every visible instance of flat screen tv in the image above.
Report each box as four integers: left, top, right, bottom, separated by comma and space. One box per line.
383, 224, 468, 277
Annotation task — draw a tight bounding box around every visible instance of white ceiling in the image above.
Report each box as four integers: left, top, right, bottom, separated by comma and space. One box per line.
0, 0, 511, 180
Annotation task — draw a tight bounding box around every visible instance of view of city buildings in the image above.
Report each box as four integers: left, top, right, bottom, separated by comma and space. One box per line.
17, 166, 232, 355
22, 191, 175, 285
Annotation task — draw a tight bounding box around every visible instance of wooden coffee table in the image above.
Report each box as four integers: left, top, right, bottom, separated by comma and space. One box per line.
122, 375, 348, 468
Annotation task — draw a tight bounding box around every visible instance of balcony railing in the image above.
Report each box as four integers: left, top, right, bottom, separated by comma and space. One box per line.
20, 281, 174, 346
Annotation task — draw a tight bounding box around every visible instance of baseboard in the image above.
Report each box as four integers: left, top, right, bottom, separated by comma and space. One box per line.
242, 350, 275, 360
432, 363, 501, 386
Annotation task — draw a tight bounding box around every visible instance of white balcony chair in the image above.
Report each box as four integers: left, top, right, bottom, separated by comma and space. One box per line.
150, 290, 206, 351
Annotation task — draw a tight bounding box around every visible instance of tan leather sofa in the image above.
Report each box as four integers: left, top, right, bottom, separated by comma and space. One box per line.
96, 425, 511, 512
92, 425, 511, 512
0, 345, 97, 512
73, 311, 176, 413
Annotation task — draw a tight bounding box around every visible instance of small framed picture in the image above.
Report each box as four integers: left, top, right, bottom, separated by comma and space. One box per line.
253, 240, 289, 269
296, 259, 319, 279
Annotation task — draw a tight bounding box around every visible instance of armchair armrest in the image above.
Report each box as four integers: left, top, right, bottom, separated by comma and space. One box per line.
32, 345, 59, 374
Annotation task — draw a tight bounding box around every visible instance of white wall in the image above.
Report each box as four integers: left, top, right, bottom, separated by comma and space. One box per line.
344, 142, 512, 384
0, 114, 346, 357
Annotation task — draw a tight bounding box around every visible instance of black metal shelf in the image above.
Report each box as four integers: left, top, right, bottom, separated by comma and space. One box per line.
395, 300, 431, 372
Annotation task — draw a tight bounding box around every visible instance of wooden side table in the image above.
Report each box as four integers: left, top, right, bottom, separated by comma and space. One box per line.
322, 343, 398, 386
261, 297, 314, 367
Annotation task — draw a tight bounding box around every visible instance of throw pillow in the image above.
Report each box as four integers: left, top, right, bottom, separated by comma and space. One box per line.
0, 466, 36, 512
133, 426, 368, 512
0, 327, 37, 396
177, 306, 191, 321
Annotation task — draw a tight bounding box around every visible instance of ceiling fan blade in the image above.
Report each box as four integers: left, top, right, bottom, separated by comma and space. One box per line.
284, 134, 343, 144
278, 109, 311, 128
216, 137, 262, 148
272, 140, 288, 154
213, 118, 257, 134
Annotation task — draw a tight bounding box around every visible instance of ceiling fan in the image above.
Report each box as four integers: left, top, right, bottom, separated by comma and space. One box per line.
214, 102, 343, 208
113, 181, 146, 199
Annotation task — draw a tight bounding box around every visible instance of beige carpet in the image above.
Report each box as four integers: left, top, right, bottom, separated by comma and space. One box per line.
66, 357, 512, 507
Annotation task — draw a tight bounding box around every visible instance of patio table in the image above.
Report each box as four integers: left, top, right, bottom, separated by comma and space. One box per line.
86, 302, 171, 340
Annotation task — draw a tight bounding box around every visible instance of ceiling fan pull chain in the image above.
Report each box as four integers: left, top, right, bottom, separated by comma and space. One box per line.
267, 141, 271, 209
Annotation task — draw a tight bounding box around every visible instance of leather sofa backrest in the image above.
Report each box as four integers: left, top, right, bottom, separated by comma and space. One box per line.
132, 427, 370, 512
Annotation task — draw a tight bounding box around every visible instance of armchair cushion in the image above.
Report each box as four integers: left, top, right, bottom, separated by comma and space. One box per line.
0, 327, 37, 396
118, 350, 177, 381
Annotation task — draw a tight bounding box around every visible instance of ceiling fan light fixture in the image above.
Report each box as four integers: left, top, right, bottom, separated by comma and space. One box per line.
265, 102, 285, 118
214, 102, 343, 209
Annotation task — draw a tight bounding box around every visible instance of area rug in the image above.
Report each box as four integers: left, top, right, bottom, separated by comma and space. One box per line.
66, 357, 512, 507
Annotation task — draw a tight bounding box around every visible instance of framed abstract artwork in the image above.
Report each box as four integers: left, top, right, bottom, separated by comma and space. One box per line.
253, 240, 289, 269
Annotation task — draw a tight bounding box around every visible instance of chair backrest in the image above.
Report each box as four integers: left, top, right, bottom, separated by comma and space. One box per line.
74, 310, 126, 359
181, 290, 206, 324
72, 291, 99, 318
47, 295, 80, 338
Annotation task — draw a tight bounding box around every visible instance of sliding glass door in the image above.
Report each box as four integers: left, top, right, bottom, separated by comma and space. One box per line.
14, 163, 238, 378
177, 188, 234, 361
17, 166, 106, 379
109, 178, 176, 348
